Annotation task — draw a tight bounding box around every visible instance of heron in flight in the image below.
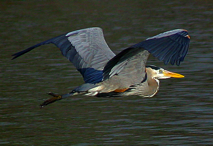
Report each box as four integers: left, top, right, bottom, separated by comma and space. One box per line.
12, 27, 190, 107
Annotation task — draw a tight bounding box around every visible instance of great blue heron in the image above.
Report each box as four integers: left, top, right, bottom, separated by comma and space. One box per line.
12, 27, 190, 107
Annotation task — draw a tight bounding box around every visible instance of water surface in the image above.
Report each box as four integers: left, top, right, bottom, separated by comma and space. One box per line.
1, 0, 213, 145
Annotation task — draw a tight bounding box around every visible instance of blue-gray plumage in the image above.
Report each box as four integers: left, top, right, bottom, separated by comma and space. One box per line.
12, 27, 190, 107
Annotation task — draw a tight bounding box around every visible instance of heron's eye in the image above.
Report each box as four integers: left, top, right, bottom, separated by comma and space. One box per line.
159, 69, 163, 74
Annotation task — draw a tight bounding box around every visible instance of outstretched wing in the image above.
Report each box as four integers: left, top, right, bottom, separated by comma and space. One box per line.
131, 29, 190, 65
12, 27, 115, 83
103, 29, 190, 87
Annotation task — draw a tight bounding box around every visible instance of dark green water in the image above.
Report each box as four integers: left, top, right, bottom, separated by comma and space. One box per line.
1, 1, 213, 145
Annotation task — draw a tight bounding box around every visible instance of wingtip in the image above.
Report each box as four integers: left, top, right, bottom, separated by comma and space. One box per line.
11, 54, 18, 60
11, 51, 23, 60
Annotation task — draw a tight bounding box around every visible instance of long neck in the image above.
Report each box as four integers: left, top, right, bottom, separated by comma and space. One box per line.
146, 68, 159, 97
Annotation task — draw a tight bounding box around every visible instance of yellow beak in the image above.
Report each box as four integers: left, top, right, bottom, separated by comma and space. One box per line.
163, 70, 184, 78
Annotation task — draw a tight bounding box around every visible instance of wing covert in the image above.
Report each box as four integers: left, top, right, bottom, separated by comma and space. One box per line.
103, 48, 149, 87
64, 27, 115, 70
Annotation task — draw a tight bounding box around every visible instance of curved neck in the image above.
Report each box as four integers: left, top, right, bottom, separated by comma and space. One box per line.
146, 68, 159, 97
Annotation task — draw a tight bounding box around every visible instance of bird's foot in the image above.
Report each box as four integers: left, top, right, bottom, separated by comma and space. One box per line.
40, 92, 62, 108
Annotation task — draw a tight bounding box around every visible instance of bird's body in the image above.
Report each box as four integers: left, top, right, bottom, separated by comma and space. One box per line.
12, 27, 190, 107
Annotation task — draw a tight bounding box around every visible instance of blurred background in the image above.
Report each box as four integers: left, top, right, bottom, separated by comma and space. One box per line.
0, 0, 212, 145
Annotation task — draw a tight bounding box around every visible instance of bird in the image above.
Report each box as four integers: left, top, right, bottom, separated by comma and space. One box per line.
12, 27, 190, 107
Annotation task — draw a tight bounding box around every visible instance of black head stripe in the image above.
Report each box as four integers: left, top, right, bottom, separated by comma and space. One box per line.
146, 65, 160, 70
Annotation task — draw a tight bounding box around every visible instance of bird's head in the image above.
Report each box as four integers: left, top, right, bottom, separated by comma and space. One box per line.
146, 65, 184, 79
